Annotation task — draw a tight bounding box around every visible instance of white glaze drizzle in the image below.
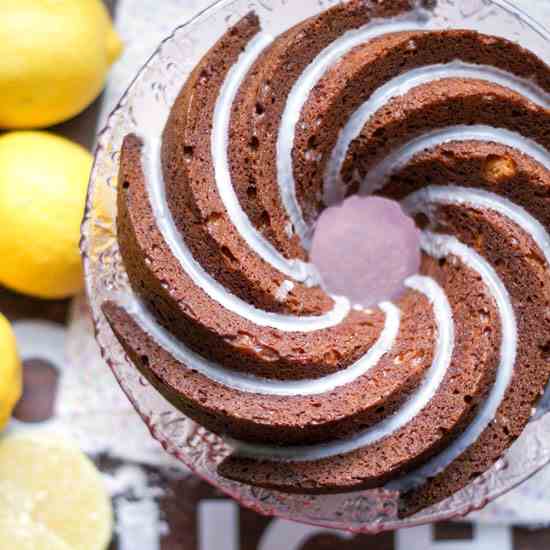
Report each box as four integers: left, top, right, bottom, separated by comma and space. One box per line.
212, 32, 321, 285
141, 134, 350, 332
277, 12, 432, 248
387, 231, 518, 491
403, 185, 550, 267
231, 273, 454, 460
275, 280, 295, 302
118, 297, 400, 397
362, 125, 550, 195
325, 62, 550, 205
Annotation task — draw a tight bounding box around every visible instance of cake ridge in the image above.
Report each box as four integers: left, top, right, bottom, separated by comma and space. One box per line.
211, 31, 322, 283
115, 296, 401, 397
230, 272, 454, 461
141, 133, 354, 331
325, 62, 550, 206
403, 185, 550, 267
160, 11, 336, 316
386, 231, 518, 492
340, 77, 550, 197
363, 125, 550, 195
277, 14, 432, 248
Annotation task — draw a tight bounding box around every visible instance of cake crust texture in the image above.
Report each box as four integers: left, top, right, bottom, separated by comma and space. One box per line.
102, 0, 550, 515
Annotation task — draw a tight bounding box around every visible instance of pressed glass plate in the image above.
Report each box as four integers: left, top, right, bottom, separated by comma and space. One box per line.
82, 0, 550, 533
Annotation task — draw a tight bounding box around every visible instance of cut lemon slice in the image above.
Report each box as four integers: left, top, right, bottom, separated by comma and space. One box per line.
0, 433, 113, 550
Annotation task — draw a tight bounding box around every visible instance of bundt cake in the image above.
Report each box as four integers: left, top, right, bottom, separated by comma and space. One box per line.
102, 0, 550, 515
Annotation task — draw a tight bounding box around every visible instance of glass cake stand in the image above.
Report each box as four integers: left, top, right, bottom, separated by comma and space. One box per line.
82, 0, 550, 533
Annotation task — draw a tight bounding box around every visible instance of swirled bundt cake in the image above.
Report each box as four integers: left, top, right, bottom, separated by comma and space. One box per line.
102, 0, 550, 514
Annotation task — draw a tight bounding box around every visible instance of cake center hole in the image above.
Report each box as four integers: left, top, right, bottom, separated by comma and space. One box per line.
310, 196, 420, 307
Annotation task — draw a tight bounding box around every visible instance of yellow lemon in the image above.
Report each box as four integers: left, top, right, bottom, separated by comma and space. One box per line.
0, 515, 73, 550
0, 433, 113, 550
0, 0, 123, 128
0, 313, 21, 430
0, 131, 92, 299
0, 481, 72, 550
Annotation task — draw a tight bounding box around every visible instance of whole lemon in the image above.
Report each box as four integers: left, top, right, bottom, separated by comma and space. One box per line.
0, 0, 122, 129
0, 131, 92, 299
0, 313, 22, 430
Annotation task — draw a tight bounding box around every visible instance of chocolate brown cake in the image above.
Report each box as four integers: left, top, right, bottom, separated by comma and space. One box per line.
102, 0, 550, 515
